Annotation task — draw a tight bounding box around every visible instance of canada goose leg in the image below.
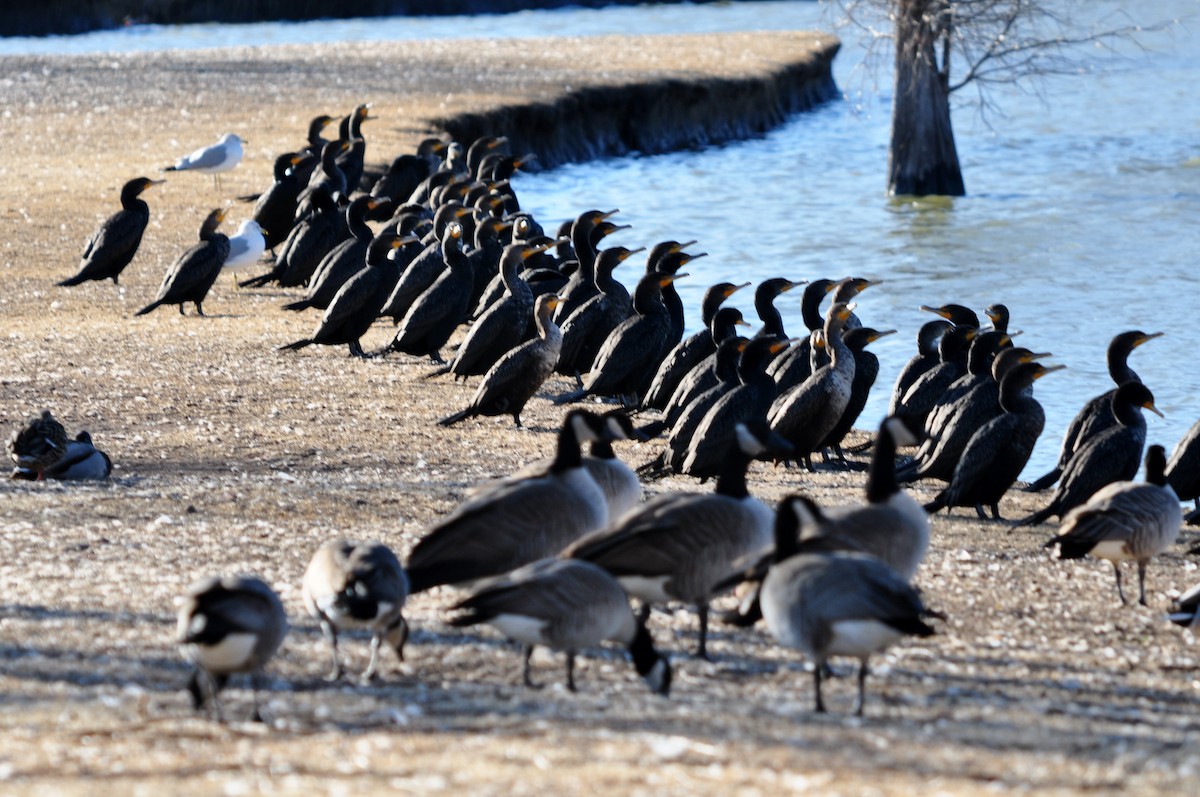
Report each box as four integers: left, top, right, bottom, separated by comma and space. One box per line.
813, 661, 827, 714
854, 660, 869, 717
565, 651, 578, 692
695, 602, 711, 660
250, 670, 265, 723
392, 615, 409, 662
363, 633, 383, 684
1113, 561, 1128, 606
1137, 560, 1149, 607
320, 619, 343, 681
522, 644, 542, 689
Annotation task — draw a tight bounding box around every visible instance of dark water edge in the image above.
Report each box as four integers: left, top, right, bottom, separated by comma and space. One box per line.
437, 50, 840, 171
2, 0, 783, 37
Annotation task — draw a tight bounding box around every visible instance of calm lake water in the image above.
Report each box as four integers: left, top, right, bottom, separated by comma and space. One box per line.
5, 1, 1199, 479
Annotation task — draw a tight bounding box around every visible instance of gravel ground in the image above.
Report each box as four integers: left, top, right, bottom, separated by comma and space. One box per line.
2, 33, 1200, 796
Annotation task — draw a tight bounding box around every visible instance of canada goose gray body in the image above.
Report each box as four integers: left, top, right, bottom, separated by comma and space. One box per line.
448, 558, 671, 694
1045, 445, 1181, 606
761, 496, 936, 716
176, 574, 288, 722
804, 417, 929, 581
407, 410, 611, 593
568, 422, 783, 658
302, 540, 409, 681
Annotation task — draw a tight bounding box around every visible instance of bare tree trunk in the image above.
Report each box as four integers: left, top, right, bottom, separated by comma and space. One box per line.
889, 0, 965, 196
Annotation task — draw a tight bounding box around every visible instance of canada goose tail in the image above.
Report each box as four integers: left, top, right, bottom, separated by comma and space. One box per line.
134, 300, 164, 317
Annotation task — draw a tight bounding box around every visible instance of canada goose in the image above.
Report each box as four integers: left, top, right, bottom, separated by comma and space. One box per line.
176, 575, 288, 722
760, 495, 937, 716
302, 540, 409, 682
1044, 445, 1182, 606
447, 558, 671, 694
406, 410, 615, 593
1168, 581, 1200, 628
43, 431, 112, 481
802, 417, 929, 581
567, 421, 786, 659
7, 410, 68, 480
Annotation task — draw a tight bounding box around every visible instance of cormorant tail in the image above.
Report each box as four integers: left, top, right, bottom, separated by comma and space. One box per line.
438, 407, 475, 427
279, 339, 313, 352
1023, 467, 1061, 492
134, 300, 164, 317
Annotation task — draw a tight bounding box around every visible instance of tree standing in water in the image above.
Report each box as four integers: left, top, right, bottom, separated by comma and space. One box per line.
837, 1, 1160, 197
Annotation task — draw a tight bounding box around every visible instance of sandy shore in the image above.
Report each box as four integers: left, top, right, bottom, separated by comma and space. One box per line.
2, 32, 1199, 796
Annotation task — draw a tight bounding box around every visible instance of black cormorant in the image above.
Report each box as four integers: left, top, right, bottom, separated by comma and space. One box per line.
135, 208, 230, 317
60, 176, 163, 287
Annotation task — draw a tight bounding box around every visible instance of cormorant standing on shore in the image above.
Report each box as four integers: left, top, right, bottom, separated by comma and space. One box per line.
60, 176, 163, 287
135, 208, 230, 317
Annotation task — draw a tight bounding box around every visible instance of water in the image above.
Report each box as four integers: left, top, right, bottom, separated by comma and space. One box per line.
5, 1, 1199, 479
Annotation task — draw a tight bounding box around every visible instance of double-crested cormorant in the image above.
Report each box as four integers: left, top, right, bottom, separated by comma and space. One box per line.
553, 210, 625, 324
60, 176, 163, 287
241, 185, 345, 289
891, 324, 978, 431
406, 410, 616, 593
924, 361, 1063, 520
641, 281, 750, 411
653, 309, 751, 432
676, 337, 788, 479
7, 410, 68, 480
768, 302, 858, 470
371, 138, 448, 201
280, 234, 411, 357
135, 208, 230, 317
334, 103, 372, 192
760, 494, 937, 716
567, 421, 784, 659
1026, 330, 1164, 492
985, 303, 1010, 334
766, 278, 837, 390
1044, 445, 1181, 606
378, 204, 473, 323
818, 327, 898, 463
385, 221, 473, 362
302, 539, 409, 682
751, 277, 803, 342
442, 241, 558, 380
554, 272, 686, 405
282, 195, 393, 313
466, 135, 510, 178
438, 293, 562, 428
250, 152, 314, 251
647, 245, 706, 360
295, 140, 350, 219
556, 246, 643, 380
177, 575, 287, 723
920, 303, 980, 328
447, 559, 671, 695
1016, 381, 1161, 527
1166, 418, 1200, 509
165, 133, 244, 190
887, 320, 953, 418
900, 346, 1047, 485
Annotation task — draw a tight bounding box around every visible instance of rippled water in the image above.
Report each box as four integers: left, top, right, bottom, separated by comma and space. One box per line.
6, 1, 1200, 478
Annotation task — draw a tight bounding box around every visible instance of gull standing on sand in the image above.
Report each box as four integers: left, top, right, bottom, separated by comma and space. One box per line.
166, 133, 245, 190
221, 219, 266, 286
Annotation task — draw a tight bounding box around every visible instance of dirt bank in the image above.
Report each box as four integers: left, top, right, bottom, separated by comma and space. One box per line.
1, 32, 1199, 796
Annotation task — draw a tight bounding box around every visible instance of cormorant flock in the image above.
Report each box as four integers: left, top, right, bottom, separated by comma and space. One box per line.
11, 104, 1200, 722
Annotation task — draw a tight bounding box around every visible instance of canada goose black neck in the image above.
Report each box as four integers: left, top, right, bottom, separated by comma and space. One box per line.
552, 412, 591, 473
865, 420, 904, 504
1145, 444, 1168, 487
714, 445, 753, 499
628, 623, 671, 696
